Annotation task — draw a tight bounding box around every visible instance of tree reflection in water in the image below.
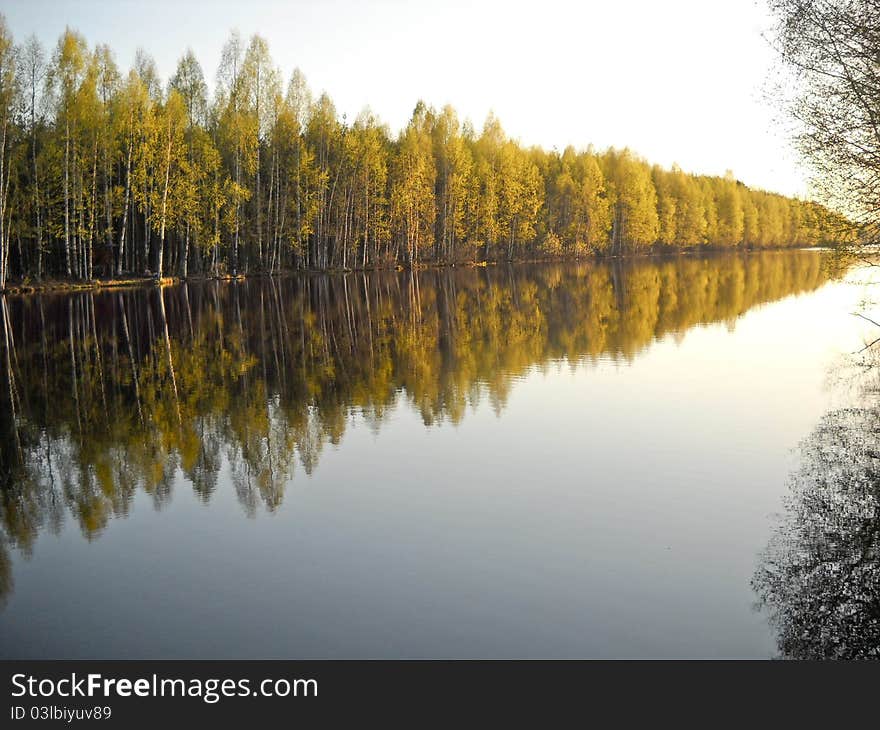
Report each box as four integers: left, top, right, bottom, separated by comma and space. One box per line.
754, 350, 880, 659
0, 251, 841, 609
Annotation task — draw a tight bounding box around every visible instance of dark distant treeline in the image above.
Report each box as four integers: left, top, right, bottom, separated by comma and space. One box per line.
0, 19, 857, 288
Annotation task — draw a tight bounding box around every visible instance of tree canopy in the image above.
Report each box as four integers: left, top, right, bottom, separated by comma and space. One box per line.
768, 0, 880, 240
0, 18, 856, 287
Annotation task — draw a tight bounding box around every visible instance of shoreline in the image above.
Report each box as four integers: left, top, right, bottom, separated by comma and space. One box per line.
0, 245, 839, 296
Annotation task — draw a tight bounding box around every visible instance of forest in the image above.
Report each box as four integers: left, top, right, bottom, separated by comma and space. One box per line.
0, 18, 856, 289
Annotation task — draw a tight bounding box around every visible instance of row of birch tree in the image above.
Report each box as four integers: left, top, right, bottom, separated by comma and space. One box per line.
0, 19, 855, 287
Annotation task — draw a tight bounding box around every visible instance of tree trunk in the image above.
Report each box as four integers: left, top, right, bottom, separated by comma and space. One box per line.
64, 117, 72, 277
117, 127, 133, 276
157, 118, 173, 278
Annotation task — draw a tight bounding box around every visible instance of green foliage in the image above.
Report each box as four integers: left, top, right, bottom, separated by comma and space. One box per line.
0, 17, 858, 286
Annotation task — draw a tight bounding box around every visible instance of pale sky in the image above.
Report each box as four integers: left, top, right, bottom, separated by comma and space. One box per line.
3, 0, 806, 197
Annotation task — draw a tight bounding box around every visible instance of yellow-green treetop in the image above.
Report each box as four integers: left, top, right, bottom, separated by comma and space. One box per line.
0, 20, 857, 285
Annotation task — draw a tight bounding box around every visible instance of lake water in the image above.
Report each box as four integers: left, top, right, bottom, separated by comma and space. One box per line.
0, 250, 873, 658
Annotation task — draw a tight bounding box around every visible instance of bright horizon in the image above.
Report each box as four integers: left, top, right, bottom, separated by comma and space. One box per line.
4, 0, 807, 199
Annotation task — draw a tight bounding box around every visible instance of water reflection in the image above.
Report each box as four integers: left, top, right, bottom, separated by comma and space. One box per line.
0, 251, 838, 609
753, 349, 880, 659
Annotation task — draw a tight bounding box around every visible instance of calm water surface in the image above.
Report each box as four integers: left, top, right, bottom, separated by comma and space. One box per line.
0, 251, 872, 658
